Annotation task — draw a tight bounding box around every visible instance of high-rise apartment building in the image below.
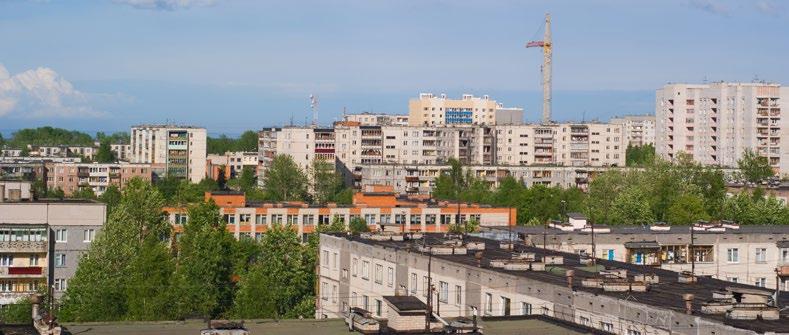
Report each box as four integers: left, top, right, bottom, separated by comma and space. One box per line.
610, 115, 656, 147
130, 125, 207, 183
656, 83, 788, 176
408, 93, 523, 126
342, 113, 409, 126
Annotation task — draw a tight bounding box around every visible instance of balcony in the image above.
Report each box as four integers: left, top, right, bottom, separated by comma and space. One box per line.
0, 241, 48, 253
0, 266, 47, 278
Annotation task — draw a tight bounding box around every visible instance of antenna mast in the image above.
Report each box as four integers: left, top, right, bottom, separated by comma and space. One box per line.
527, 13, 552, 124
310, 94, 319, 127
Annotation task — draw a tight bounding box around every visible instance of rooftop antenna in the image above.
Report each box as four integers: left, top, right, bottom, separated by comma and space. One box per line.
310, 94, 319, 127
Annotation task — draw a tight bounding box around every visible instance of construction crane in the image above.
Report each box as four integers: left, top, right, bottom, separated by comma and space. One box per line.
526, 13, 552, 124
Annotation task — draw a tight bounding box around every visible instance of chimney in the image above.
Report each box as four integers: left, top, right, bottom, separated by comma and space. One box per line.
683, 294, 694, 315
475, 251, 483, 267
566, 269, 575, 290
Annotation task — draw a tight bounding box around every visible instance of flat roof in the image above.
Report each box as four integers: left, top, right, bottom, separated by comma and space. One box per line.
490, 224, 789, 235
337, 233, 789, 333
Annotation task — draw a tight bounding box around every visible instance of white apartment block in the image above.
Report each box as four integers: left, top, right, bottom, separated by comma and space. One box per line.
343, 113, 409, 126
259, 123, 626, 187
129, 125, 207, 183
610, 115, 656, 147
408, 93, 523, 126
656, 83, 788, 177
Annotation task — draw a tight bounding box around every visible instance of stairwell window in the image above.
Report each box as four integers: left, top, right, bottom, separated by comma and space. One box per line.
55, 229, 67, 243
83, 229, 95, 243
755, 248, 767, 263
439, 281, 448, 303
727, 248, 739, 263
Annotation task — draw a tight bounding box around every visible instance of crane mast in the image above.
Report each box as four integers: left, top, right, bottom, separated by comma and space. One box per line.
526, 13, 552, 124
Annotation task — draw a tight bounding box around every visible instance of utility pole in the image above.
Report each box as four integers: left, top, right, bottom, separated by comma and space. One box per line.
690, 222, 696, 276
425, 246, 433, 333
526, 13, 553, 124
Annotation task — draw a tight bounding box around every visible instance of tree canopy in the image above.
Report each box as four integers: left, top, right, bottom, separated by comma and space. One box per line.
738, 148, 774, 183
207, 131, 259, 154
263, 155, 309, 201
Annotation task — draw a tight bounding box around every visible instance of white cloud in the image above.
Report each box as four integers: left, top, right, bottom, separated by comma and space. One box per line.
114, 0, 217, 11
0, 63, 107, 119
755, 1, 782, 16
688, 0, 729, 16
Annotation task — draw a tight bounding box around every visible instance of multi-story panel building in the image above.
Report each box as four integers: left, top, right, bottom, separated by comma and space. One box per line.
408, 93, 523, 126
319, 233, 788, 333
129, 125, 207, 183
610, 115, 656, 147
47, 162, 152, 196
656, 83, 788, 177
487, 222, 789, 292
163, 187, 515, 239
343, 113, 409, 126
110, 144, 132, 161
0, 200, 106, 304
206, 151, 259, 180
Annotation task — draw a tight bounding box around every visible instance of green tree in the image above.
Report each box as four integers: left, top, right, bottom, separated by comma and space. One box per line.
47, 187, 65, 199
71, 187, 97, 200
95, 140, 116, 163
489, 176, 525, 208
626, 144, 656, 167
60, 178, 168, 321
317, 216, 347, 233
433, 158, 465, 201
124, 234, 174, 320
348, 217, 369, 234
232, 224, 314, 319
666, 193, 709, 225
8, 127, 94, 147
99, 185, 122, 213
168, 201, 236, 319
0, 298, 33, 324
310, 159, 344, 204
236, 130, 259, 152
608, 187, 654, 225
738, 149, 774, 183
263, 155, 308, 201
586, 170, 624, 224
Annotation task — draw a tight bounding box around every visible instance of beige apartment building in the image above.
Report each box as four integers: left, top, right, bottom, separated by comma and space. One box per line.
47, 162, 152, 196
656, 83, 788, 177
342, 113, 409, 126
488, 220, 789, 292
130, 125, 207, 182
206, 151, 259, 180
0, 199, 106, 304
610, 115, 656, 147
408, 93, 523, 126
318, 233, 788, 334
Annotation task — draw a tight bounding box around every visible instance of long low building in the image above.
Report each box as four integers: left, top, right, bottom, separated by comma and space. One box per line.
0, 198, 106, 305
164, 186, 515, 239
484, 217, 789, 292
47, 162, 153, 196
318, 232, 789, 334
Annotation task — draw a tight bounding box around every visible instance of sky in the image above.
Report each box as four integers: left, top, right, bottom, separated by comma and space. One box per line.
0, 0, 787, 136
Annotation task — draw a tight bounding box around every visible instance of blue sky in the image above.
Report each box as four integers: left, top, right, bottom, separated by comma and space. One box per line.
1, 0, 787, 136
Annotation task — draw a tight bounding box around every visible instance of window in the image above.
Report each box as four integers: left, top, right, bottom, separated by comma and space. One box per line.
352, 258, 358, 277
363, 295, 369, 311
755, 277, 766, 288
727, 248, 739, 263
755, 248, 767, 263
255, 215, 267, 225
174, 213, 188, 224
410, 273, 417, 294
422, 276, 429, 297
728, 277, 738, 283
485, 293, 493, 314
29, 255, 38, 266
83, 229, 95, 242
600, 322, 614, 332
239, 214, 251, 224
223, 214, 235, 224
352, 292, 357, 307
387, 267, 394, 287
54, 278, 67, 291
782, 249, 789, 263
439, 281, 448, 303
521, 302, 532, 315
375, 299, 382, 316
321, 282, 328, 300
332, 285, 337, 303
455, 285, 462, 304
0, 254, 12, 267
627, 330, 642, 335
374, 264, 383, 284
332, 252, 338, 270
362, 261, 370, 280
55, 253, 66, 267
56, 229, 67, 243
